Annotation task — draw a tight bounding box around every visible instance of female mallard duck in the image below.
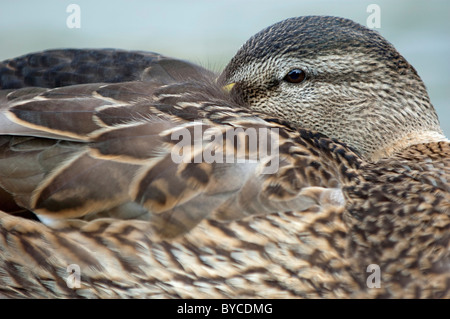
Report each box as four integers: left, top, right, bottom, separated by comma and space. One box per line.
0, 16, 448, 298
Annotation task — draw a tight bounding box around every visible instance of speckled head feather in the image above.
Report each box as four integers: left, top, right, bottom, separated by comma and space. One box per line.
219, 16, 445, 161
222, 16, 411, 73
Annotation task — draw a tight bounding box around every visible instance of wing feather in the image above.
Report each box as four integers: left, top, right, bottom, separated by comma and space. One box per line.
0, 50, 354, 238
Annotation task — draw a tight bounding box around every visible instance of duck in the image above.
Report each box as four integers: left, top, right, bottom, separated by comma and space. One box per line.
0, 16, 448, 298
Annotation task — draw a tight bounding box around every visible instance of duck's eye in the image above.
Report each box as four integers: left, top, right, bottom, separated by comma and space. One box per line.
283, 69, 306, 84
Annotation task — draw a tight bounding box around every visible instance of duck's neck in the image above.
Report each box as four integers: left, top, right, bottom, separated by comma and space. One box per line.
370, 130, 448, 162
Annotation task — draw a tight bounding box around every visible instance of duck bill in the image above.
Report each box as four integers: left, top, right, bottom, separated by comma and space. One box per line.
222, 82, 236, 93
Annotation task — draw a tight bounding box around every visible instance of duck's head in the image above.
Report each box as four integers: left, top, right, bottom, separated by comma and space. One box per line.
219, 16, 446, 161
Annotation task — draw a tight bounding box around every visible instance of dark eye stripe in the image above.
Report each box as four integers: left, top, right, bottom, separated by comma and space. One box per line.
284, 69, 306, 84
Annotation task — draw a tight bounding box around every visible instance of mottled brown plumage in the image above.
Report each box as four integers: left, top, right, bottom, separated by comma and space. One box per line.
0, 16, 448, 298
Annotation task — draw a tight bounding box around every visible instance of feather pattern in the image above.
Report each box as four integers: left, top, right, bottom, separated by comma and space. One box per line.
0, 16, 448, 298
0, 75, 350, 238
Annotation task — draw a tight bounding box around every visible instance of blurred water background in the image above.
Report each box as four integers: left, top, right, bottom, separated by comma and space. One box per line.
0, 0, 448, 135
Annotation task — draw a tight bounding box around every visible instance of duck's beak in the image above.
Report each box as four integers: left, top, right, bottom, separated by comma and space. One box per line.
222, 83, 236, 93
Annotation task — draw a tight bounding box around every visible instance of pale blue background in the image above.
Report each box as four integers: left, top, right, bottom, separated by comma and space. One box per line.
0, 0, 448, 135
